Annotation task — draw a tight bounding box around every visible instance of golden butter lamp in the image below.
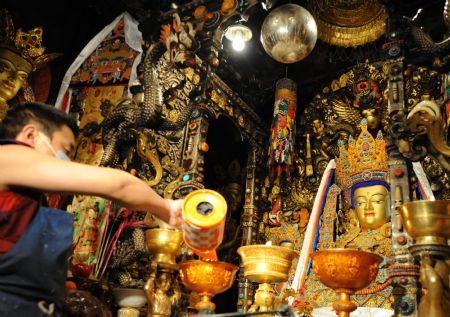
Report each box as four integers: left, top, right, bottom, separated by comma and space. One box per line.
178, 260, 238, 312
145, 228, 184, 317
237, 245, 298, 312
311, 249, 383, 317
399, 200, 450, 247
145, 228, 183, 269
399, 200, 450, 317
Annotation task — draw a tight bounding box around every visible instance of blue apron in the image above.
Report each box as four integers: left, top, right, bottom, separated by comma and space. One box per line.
0, 206, 73, 316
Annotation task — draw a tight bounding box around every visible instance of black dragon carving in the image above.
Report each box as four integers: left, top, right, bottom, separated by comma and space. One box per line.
96, 42, 194, 172
401, 2, 450, 62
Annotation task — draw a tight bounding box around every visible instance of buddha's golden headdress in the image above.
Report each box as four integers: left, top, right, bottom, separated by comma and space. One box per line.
335, 119, 389, 208
0, 9, 60, 73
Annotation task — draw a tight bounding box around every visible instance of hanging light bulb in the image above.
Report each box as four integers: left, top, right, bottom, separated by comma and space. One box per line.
232, 30, 245, 51
224, 23, 252, 52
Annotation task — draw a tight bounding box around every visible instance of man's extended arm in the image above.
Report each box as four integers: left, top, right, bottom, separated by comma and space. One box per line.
0, 144, 182, 226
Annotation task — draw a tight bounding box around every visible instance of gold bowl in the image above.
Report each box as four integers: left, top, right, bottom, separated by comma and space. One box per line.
311, 248, 382, 291
399, 200, 450, 245
311, 249, 382, 317
237, 245, 298, 284
178, 260, 238, 311
145, 228, 183, 266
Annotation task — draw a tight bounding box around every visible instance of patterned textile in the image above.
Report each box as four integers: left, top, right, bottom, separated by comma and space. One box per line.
268, 78, 297, 181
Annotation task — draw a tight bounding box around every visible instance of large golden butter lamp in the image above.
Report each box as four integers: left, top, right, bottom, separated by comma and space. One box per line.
311, 249, 383, 317
145, 228, 183, 269
399, 201, 450, 317
399, 200, 450, 246
178, 260, 238, 313
237, 245, 298, 312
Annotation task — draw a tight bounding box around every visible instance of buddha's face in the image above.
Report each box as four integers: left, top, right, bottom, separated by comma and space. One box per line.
354, 184, 388, 229
0, 56, 30, 103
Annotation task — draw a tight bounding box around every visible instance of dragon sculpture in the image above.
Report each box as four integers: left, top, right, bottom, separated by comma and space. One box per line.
109, 227, 148, 288
401, 1, 450, 64
94, 41, 196, 189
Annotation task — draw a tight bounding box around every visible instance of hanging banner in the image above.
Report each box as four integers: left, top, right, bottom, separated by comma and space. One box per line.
55, 12, 143, 112
268, 77, 297, 180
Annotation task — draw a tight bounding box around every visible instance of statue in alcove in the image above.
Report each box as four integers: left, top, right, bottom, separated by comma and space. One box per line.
328, 63, 387, 132
299, 120, 393, 311
214, 160, 245, 262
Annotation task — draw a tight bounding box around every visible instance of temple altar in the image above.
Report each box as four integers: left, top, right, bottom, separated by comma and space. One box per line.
2, 0, 450, 316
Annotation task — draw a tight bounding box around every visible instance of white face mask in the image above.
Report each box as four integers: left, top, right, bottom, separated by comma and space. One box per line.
38, 132, 71, 161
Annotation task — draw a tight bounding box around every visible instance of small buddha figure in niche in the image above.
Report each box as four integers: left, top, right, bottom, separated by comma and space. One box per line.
303, 119, 393, 310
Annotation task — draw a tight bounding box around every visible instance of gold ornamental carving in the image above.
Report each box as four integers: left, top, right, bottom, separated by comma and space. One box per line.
312, 0, 387, 47
311, 249, 383, 317
178, 260, 238, 312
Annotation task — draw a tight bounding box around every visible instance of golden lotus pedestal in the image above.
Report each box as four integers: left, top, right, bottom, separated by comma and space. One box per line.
311, 249, 383, 317
178, 260, 239, 313
399, 201, 450, 317
237, 245, 298, 312
145, 228, 183, 317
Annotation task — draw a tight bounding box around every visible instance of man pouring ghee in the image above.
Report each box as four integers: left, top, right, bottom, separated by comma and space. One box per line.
0, 102, 184, 316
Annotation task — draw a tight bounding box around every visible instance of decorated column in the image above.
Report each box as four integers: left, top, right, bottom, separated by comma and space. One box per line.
387, 58, 419, 316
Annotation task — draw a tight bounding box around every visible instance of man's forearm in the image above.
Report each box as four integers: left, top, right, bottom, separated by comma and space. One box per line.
105, 169, 171, 223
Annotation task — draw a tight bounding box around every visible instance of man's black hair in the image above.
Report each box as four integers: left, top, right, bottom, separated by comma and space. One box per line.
0, 102, 79, 139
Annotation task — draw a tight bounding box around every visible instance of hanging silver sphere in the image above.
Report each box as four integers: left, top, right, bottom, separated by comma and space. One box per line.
260, 4, 317, 64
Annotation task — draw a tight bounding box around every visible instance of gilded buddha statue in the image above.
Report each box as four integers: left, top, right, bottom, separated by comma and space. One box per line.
299, 119, 393, 311
0, 9, 59, 120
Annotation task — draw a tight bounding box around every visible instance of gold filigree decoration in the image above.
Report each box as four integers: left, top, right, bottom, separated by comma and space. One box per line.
313, 0, 387, 47
0, 9, 61, 70
335, 119, 388, 205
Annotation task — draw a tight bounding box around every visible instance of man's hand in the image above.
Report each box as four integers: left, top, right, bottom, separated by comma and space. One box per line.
166, 199, 184, 228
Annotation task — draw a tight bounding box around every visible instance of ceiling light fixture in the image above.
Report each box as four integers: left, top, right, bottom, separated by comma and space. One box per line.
224, 23, 253, 52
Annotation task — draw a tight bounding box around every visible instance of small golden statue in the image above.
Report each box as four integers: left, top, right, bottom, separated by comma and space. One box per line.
144, 268, 181, 317
419, 256, 450, 317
